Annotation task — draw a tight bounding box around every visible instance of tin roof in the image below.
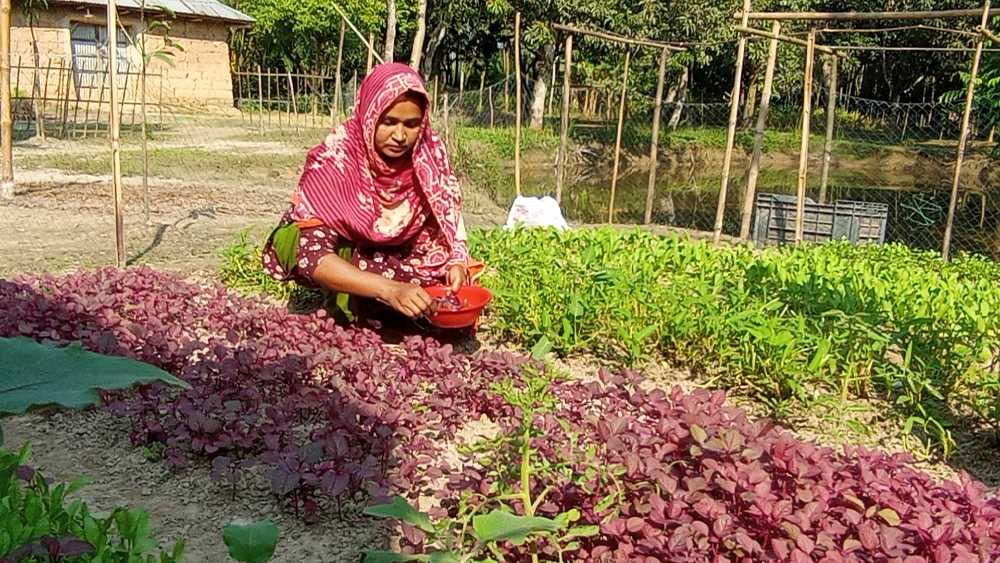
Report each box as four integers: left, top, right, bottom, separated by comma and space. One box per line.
49, 0, 255, 26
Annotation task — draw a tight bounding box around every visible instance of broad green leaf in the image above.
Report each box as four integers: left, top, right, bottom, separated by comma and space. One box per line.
222, 520, 280, 563
362, 552, 428, 563
0, 337, 190, 415
472, 510, 563, 545
428, 552, 461, 563
271, 223, 301, 274
363, 496, 435, 533
530, 336, 553, 360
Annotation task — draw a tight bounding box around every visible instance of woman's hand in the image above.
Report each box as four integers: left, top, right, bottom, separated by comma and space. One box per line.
378, 281, 433, 318
447, 264, 467, 293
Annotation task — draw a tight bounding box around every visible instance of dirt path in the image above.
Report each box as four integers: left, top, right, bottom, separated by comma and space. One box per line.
3, 411, 389, 562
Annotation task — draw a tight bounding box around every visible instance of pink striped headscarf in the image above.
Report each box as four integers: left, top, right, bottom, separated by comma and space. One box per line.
291, 62, 468, 275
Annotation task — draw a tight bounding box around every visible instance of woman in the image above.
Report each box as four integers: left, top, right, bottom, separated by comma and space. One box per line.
262, 62, 480, 323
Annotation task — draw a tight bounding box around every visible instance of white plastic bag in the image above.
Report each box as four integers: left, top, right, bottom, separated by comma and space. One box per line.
504, 195, 569, 231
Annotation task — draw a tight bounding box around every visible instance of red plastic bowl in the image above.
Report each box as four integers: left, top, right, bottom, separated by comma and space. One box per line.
424, 285, 493, 329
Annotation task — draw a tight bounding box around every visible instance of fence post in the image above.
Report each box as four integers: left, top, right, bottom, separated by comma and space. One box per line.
556, 34, 573, 204
794, 30, 817, 245
713, 0, 752, 243
819, 55, 838, 204
740, 20, 781, 241
608, 48, 631, 224
334, 18, 345, 119
644, 47, 669, 225
257, 65, 264, 134
514, 11, 522, 198
108, 0, 125, 267
0, 0, 12, 199
943, 0, 991, 260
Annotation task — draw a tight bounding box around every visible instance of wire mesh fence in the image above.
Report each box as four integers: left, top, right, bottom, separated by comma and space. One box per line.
5, 57, 168, 139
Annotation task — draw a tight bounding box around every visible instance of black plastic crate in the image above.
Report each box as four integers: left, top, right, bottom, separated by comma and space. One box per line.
752, 192, 889, 246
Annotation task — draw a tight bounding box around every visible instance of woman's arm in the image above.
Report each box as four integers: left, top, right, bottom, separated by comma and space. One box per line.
312, 253, 433, 318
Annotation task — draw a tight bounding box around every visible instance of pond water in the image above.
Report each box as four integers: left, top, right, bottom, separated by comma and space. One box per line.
502, 162, 999, 259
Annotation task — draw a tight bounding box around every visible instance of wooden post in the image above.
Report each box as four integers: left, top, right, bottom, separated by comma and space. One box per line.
287, 70, 299, 134
157, 73, 163, 127
644, 47, 669, 225
60, 59, 71, 137
477, 69, 485, 113
819, 55, 838, 203
794, 30, 817, 245
514, 12, 522, 197
108, 0, 125, 267
38, 60, 51, 141
432, 75, 438, 110
488, 86, 495, 128
714, 0, 752, 243
740, 20, 780, 240
366, 32, 374, 74
503, 49, 510, 112
443, 91, 449, 144
0, 0, 12, 199
334, 18, 345, 118
257, 65, 264, 133
943, 1, 991, 260
458, 62, 465, 105
556, 34, 573, 203
548, 57, 557, 116
608, 48, 631, 224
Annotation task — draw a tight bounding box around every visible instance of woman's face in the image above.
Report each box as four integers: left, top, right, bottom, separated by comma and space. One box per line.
374, 94, 424, 163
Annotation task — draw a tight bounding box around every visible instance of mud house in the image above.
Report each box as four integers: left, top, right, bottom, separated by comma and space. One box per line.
9, 0, 253, 108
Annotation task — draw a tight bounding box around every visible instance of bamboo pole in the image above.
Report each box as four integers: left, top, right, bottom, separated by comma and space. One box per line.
733, 25, 839, 56
443, 91, 449, 143
608, 48, 631, 224
0, 0, 12, 199
38, 60, 51, 140
488, 86, 495, 128
366, 32, 374, 74
551, 23, 686, 51
432, 75, 438, 110
458, 62, 465, 105
334, 19, 345, 119
140, 4, 150, 226
257, 65, 263, 133
60, 59, 71, 137
556, 34, 573, 203
818, 55, 838, 203
330, 2, 384, 67
477, 69, 485, 113
943, 1, 991, 261
287, 69, 299, 134
108, 0, 125, 267
503, 49, 510, 112
713, 0, 752, 243
514, 11, 522, 198
794, 30, 817, 245
644, 47, 669, 225
548, 58, 557, 116
740, 21, 780, 241
736, 8, 1000, 21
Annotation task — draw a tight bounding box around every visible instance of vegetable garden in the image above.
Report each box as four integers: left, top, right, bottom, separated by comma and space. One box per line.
3, 226, 1000, 561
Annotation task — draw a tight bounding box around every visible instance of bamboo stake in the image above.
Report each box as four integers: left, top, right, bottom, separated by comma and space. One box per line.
943, 1, 991, 261
714, 0, 752, 243
733, 25, 838, 56
556, 34, 573, 203
551, 23, 686, 51
514, 11, 522, 198
740, 21, 780, 241
366, 32, 374, 74
38, 59, 51, 140
608, 48, 631, 224
458, 62, 465, 105
503, 49, 510, 112
330, 2, 384, 67
108, 0, 125, 267
488, 86, 495, 128
819, 55, 838, 203
157, 73, 162, 127
548, 58, 557, 116
287, 69, 298, 134
60, 59, 71, 137
644, 47, 669, 225
477, 69, 485, 113
432, 75, 438, 110
257, 65, 263, 133
334, 18, 345, 119
443, 91, 449, 144
735, 8, 1000, 21
0, 0, 12, 199
794, 30, 817, 245
140, 3, 150, 226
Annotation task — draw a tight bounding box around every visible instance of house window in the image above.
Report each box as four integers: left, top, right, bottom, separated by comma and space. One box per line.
70, 23, 133, 90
